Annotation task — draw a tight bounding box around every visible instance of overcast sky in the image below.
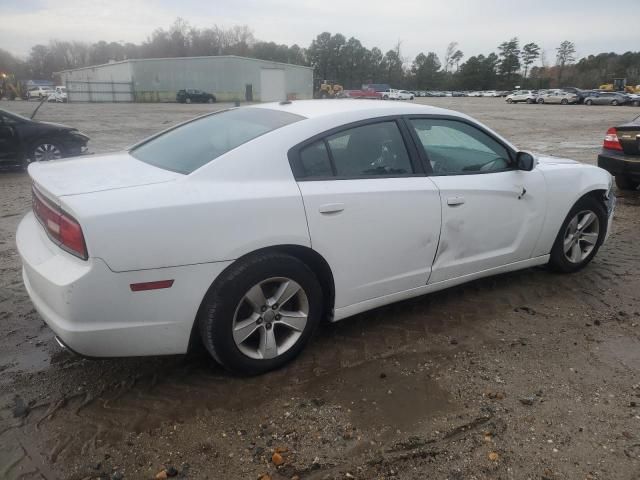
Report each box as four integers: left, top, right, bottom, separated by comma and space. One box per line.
1, 0, 636, 64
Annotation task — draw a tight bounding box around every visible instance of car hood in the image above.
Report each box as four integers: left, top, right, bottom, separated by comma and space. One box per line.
28, 151, 182, 198
536, 155, 580, 166
34, 121, 73, 130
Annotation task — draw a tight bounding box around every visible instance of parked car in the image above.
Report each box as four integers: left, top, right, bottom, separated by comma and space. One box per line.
506, 90, 537, 104
627, 93, 640, 107
482, 90, 500, 97
380, 89, 414, 100
17, 100, 614, 374
176, 89, 216, 104
536, 90, 579, 105
560, 87, 591, 104
597, 114, 640, 190
47, 86, 68, 103
584, 91, 629, 106
0, 108, 89, 167
27, 86, 54, 100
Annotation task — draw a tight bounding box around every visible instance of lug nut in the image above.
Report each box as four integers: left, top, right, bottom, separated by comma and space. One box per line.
275, 314, 281, 320
265, 322, 272, 330
256, 317, 263, 324
261, 306, 267, 312
272, 304, 278, 310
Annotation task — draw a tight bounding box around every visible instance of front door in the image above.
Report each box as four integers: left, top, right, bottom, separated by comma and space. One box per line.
292, 120, 442, 309
0, 114, 20, 163
407, 117, 546, 283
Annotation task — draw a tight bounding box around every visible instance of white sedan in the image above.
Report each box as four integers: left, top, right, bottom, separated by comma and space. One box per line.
17, 100, 614, 374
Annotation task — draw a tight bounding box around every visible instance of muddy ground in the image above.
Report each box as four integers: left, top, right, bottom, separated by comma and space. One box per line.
1, 98, 639, 480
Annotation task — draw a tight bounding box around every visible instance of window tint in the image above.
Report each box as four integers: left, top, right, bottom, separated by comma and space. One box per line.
410, 119, 512, 175
326, 121, 413, 177
298, 141, 333, 178
131, 108, 303, 174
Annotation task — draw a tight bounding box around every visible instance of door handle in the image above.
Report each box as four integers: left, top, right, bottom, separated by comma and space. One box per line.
319, 203, 345, 214
446, 196, 465, 206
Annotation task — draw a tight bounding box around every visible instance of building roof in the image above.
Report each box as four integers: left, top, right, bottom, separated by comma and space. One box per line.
56, 55, 313, 75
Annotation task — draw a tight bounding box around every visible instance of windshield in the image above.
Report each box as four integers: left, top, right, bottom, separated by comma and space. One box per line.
130, 108, 304, 174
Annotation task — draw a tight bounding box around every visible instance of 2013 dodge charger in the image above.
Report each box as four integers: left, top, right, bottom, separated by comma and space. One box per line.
16, 100, 615, 374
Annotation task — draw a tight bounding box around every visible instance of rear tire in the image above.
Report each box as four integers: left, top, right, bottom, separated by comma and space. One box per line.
198, 252, 323, 375
611, 100, 619, 106
585, 99, 593, 105
561, 99, 568, 105
538, 98, 545, 104
548, 195, 607, 273
185, 98, 192, 104
615, 175, 640, 191
507, 98, 513, 104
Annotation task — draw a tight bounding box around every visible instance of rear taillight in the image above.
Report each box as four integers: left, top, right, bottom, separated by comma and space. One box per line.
603, 127, 623, 151
32, 187, 87, 260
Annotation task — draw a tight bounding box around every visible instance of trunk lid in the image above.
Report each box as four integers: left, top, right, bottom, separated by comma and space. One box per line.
28, 151, 183, 198
616, 121, 640, 156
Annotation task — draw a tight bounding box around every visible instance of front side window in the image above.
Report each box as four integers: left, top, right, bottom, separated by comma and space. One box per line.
410, 118, 512, 175
131, 108, 303, 174
326, 121, 413, 177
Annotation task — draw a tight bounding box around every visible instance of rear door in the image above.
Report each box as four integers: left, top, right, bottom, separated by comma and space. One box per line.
407, 116, 546, 283
291, 119, 442, 309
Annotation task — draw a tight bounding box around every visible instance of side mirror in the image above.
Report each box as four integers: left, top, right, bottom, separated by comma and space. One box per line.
516, 151, 536, 171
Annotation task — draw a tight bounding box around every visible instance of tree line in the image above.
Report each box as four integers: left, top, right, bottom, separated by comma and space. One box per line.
1, 18, 639, 91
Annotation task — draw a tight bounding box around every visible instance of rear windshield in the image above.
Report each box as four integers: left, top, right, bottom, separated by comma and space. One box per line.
130, 108, 304, 174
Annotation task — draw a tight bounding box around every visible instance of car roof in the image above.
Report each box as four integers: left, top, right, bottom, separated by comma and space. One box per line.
251, 99, 456, 121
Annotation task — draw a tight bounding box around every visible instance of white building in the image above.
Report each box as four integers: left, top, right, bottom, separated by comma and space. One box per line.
56, 55, 314, 103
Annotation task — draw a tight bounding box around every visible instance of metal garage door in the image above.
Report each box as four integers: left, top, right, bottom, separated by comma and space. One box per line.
260, 69, 286, 102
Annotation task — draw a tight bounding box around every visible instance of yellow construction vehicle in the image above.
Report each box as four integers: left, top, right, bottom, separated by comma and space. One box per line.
0, 72, 21, 100
598, 78, 640, 94
314, 79, 343, 99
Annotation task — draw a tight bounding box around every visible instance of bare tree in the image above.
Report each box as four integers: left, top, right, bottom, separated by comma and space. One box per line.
444, 41, 458, 72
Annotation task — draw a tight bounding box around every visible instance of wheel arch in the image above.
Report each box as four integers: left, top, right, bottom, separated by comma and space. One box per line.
188, 244, 335, 351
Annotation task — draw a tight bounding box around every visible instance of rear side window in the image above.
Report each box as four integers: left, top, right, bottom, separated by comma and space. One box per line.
131, 108, 304, 174
299, 141, 333, 177
326, 121, 413, 177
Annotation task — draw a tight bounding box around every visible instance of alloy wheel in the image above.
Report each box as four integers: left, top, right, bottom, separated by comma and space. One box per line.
231, 277, 309, 360
563, 210, 600, 264
33, 143, 63, 162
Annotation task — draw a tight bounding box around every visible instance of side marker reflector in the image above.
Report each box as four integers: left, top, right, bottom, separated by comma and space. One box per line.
130, 280, 174, 292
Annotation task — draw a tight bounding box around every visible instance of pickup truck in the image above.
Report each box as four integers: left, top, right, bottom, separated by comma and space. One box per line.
343, 87, 382, 99
380, 89, 414, 100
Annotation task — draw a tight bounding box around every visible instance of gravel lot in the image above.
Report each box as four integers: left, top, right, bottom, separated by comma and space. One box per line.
1, 98, 640, 480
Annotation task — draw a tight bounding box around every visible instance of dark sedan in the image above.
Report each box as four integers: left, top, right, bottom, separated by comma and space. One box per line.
597, 114, 640, 190
176, 89, 217, 104
0, 109, 89, 168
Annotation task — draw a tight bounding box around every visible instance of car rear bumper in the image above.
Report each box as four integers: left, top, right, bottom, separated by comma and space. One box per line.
598, 149, 640, 179
17, 211, 232, 357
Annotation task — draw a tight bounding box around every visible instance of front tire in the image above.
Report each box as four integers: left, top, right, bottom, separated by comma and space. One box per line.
615, 175, 639, 191
548, 195, 607, 273
538, 98, 545, 104
185, 97, 192, 104
561, 99, 568, 105
198, 252, 323, 375
611, 100, 619, 106
31, 142, 63, 162
585, 99, 593, 105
